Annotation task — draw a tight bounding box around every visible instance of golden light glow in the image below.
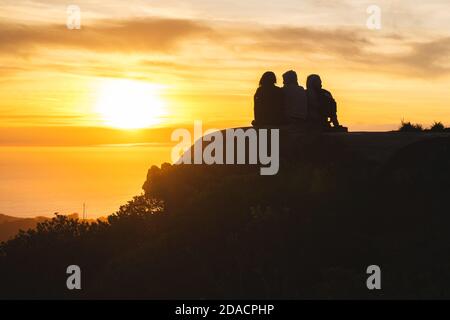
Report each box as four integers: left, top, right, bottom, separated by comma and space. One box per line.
95, 79, 166, 129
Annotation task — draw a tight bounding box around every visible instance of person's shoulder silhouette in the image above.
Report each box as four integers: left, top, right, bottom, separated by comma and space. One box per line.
253, 71, 284, 127
306, 74, 345, 131
282, 70, 307, 123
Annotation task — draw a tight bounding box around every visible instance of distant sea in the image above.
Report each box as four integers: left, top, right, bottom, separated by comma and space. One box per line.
0, 144, 172, 218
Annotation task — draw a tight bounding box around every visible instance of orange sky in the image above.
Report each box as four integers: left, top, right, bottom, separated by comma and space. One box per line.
1, 0, 450, 141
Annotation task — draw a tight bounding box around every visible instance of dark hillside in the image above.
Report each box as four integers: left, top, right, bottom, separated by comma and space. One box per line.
0, 132, 449, 299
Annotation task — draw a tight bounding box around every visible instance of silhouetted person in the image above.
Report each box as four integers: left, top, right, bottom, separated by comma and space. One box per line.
253, 72, 284, 127
306, 74, 344, 131
282, 70, 308, 126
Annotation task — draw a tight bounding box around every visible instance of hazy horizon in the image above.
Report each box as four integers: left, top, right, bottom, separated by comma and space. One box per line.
0, 143, 174, 218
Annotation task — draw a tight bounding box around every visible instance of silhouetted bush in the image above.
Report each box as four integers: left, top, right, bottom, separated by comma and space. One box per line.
430, 121, 445, 132
399, 120, 423, 132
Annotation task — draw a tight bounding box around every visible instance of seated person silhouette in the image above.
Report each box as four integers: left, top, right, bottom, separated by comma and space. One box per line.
282, 70, 308, 127
252, 71, 285, 127
306, 74, 347, 132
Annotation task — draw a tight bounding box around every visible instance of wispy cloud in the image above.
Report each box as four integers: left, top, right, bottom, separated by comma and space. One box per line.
0, 18, 212, 55
2, 17, 450, 79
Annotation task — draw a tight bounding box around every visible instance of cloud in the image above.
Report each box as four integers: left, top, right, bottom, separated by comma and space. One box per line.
0, 114, 87, 126
240, 26, 372, 58
1, 16, 450, 79
337, 35, 450, 77
0, 17, 212, 54
396, 37, 450, 76
234, 26, 450, 77
0, 66, 29, 77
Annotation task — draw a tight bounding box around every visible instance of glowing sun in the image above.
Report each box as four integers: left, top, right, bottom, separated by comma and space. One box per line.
95, 79, 166, 129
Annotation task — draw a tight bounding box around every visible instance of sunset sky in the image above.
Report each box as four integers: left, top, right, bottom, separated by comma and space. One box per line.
1, 0, 449, 142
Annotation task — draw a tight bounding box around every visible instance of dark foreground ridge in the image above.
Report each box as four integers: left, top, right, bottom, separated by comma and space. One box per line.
182, 127, 450, 171
0, 131, 449, 299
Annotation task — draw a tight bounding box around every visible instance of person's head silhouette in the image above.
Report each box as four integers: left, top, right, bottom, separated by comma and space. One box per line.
283, 70, 299, 87
259, 71, 277, 87
306, 74, 322, 91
